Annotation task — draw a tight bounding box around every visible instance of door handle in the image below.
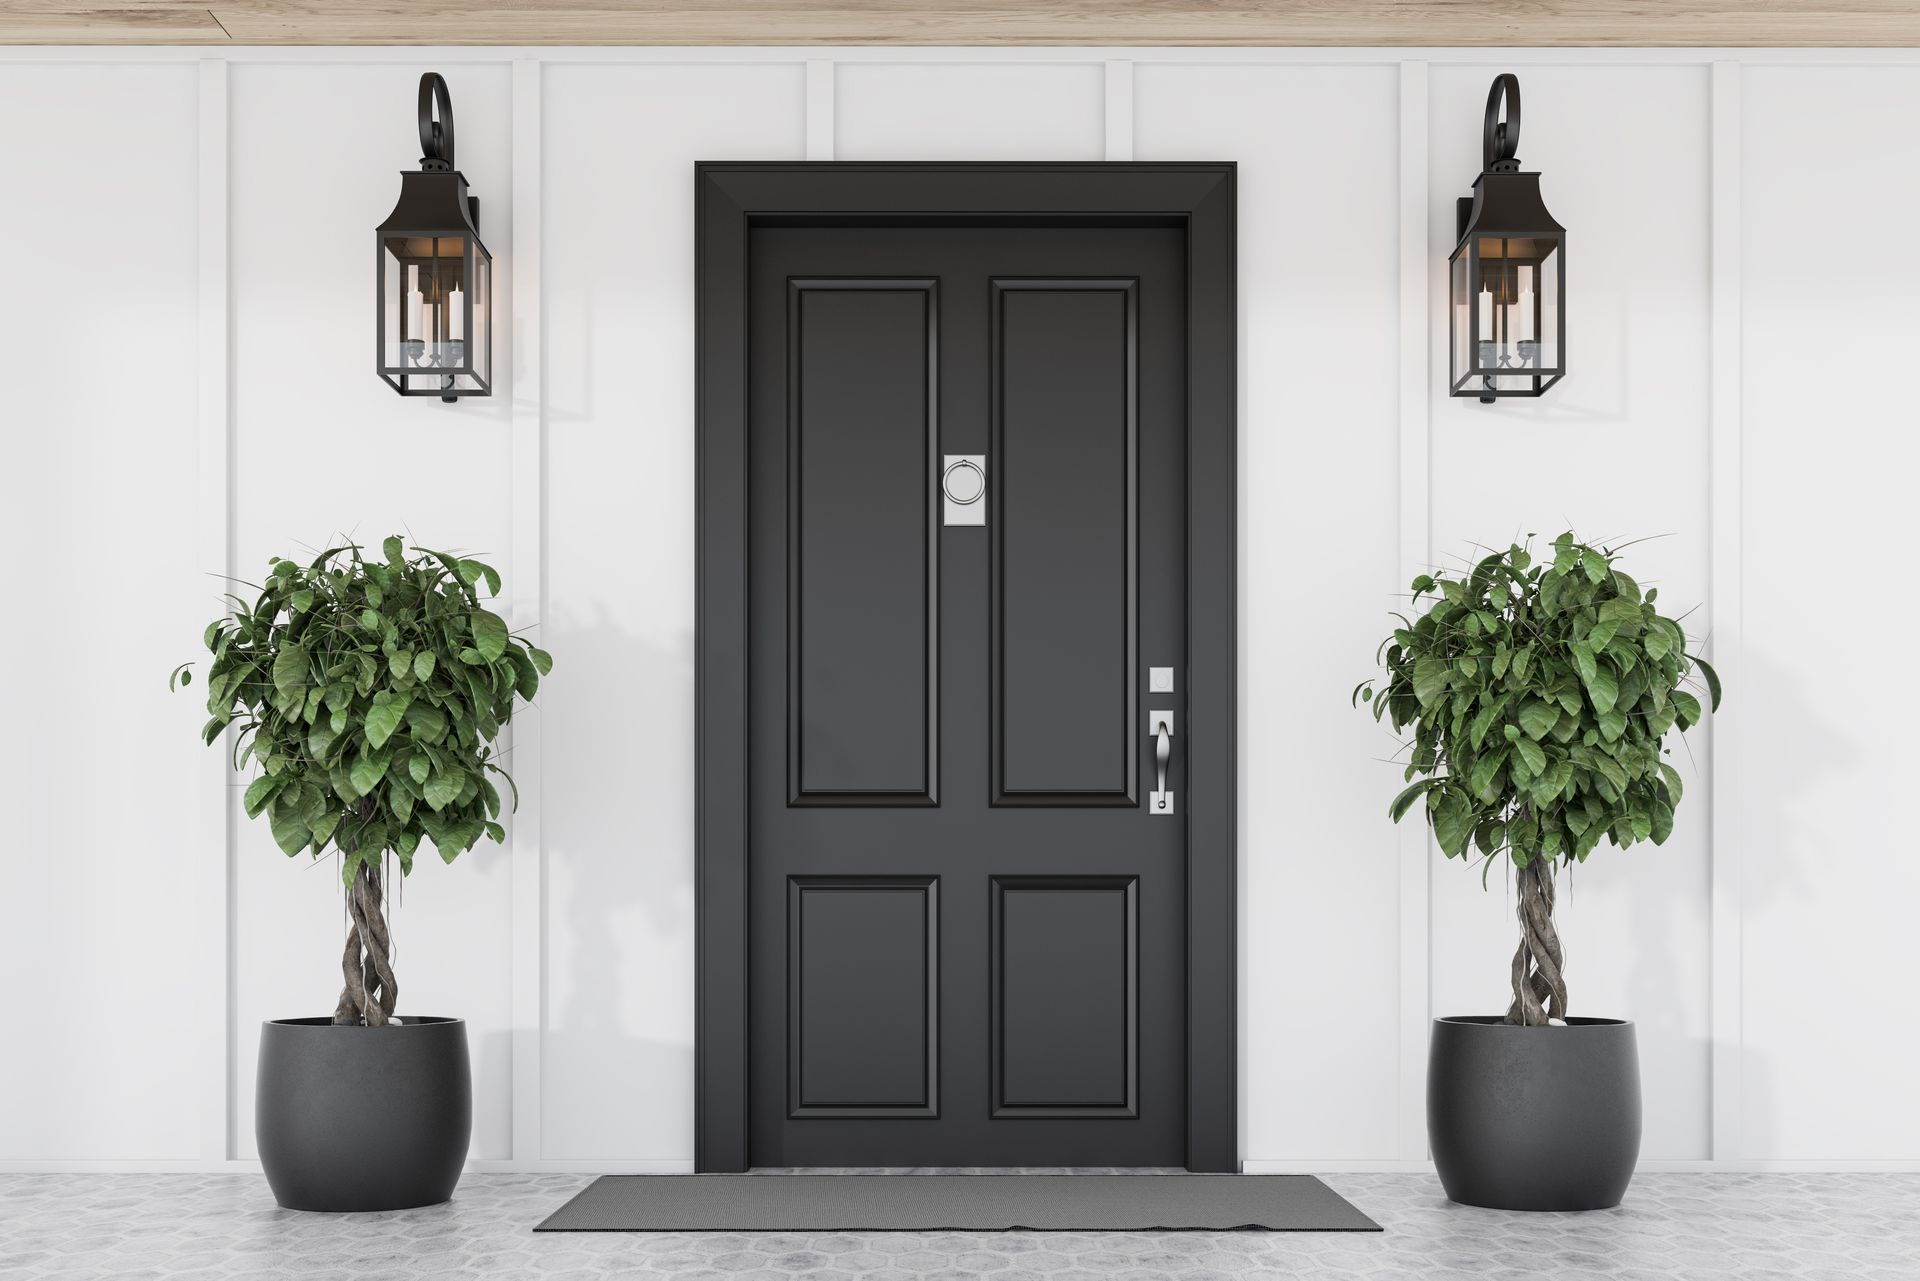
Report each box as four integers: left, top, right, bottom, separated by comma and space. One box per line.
1150, 709, 1175, 815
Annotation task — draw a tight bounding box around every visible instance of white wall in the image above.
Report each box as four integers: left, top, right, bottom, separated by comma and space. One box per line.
3, 46, 1916, 1173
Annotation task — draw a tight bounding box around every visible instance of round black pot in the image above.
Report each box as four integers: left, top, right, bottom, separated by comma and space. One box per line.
256, 1016, 471, 1212
1428, 1015, 1641, 1211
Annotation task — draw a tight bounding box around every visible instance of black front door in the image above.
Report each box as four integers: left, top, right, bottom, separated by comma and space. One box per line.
743, 223, 1189, 1167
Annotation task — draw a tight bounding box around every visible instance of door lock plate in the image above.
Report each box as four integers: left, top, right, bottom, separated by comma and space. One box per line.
943, 455, 986, 526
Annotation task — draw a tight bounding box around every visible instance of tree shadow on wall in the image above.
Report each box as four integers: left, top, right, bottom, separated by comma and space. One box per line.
538, 600, 698, 1160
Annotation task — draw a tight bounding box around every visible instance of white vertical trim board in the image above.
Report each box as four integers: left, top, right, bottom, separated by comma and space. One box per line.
1394, 58, 1432, 1166
1104, 59, 1134, 160
194, 55, 233, 1165
508, 56, 546, 1166
1707, 58, 1744, 1166
807, 58, 835, 160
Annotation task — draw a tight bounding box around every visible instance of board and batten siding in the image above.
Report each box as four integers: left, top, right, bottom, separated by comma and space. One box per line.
2, 46, 1916, 1172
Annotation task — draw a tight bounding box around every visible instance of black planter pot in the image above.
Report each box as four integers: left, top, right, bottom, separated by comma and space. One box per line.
1427, 1015, 1641, 1211
256, 1016, 471, 1212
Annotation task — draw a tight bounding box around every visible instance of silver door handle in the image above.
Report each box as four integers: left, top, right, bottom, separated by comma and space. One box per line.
1150, 709, 1175, 815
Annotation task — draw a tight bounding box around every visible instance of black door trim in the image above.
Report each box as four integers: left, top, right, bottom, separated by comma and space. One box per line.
695, 162, 1238, 1172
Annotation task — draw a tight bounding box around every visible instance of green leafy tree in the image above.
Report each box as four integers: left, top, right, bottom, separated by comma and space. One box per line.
1357, 533, 1719, 1025
174, 538, 551, 1026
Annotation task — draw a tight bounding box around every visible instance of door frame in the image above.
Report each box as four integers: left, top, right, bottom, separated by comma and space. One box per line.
694, 162, 1237, 1172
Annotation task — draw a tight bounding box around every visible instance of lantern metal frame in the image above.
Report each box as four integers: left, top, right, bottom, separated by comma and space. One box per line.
376, 73, 492, 401
1448, 74, 1566, 402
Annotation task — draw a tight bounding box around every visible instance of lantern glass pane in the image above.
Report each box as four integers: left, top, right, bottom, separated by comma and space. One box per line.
1468, 234, 1562, 392
1451, 252, 1472, 384
381, 243, 405, 370
469, 249, 490, 389
382, 233, 470, 393
1536, 240, 1560, 371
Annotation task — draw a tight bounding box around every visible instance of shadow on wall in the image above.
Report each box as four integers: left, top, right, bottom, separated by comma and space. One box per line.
1711, 645, 1840, 1158
541, 600, 698, 1159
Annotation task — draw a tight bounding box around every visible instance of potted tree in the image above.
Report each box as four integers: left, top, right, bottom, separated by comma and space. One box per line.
174, 538, 550, 1211
1357, 533, 1718, 1210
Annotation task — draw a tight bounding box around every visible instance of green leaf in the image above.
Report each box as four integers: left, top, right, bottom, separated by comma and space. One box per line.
269, 804, 311, 857
409, 753, 432, 786
309, 809, 342, 850
1689, 654, 1723, 711
1571, 643, 1598, 686
1387, 779, 1435, 822
243, 773, 283, 819
271, 642, 309, 700
349, 744, 395, 795
1517, 699, 1559, 740
364, 690, 413, 749
1672, 689, 1703, 730
528, 646, 554, 677
1512, 736, 1547, 775
459, 558, 503, 597
383, 535, 405, 564
1432, 793, 1474, 858
405, 701, 448, 743
1532, 760, 1573, 808
1596, 706, 1627, 742
413, 651, 436, 682
1583, 664, 1619, 716
1469, 750, 1508, 803
1582, 549, 1609, 583
1468, 696, 1508, 750
1597, 597, 1643, 632
1412, 656, 1451, 708
1659, 762, 1685, 805
470, 609, 510, 663
423, 768, 464, 812
508, 647, 540, 700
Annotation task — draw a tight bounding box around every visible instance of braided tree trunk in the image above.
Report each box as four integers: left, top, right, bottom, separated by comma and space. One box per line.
332, 858, 398, 1027
1505, 856, 1568, 1026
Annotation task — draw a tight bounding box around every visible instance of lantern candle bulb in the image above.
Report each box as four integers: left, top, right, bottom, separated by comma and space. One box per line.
1515, 265, 1534, 345
406, 264, 425, 348
447, 287, 464, 342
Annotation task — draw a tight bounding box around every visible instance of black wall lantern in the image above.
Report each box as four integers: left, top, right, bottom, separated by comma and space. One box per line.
377, 73, 491, 401
1450, 74, 1564, 402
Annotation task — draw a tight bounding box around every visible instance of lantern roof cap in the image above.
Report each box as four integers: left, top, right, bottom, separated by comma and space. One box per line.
376, 167, 485, 246
1453, 169, 1564, 249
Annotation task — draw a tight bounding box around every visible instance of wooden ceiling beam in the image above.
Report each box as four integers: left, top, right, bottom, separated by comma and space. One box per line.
1, 7, 231, 43
6, 1, 1920, 47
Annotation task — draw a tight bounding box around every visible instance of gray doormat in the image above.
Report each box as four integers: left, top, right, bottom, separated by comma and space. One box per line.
535, 1173, 1380, 1232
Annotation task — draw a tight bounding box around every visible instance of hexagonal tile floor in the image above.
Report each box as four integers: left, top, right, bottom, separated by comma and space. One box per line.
3, 1171, 1916, 1279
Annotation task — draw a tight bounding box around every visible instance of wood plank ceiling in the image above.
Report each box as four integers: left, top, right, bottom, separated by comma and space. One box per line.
6, 1, 1920, 47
